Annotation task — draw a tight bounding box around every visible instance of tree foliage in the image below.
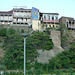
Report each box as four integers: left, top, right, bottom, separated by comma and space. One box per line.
7, 28, 15, 35
1, 27, 75, 71
3, 34, 24, 69
26, 31, 54, 50
26, 31, 54, 69
0, 28, 7, 36
3, 30, 54, 70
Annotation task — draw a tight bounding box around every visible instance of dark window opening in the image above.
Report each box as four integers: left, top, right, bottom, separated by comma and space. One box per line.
26, 18, 27, 21
44, 15, 46, 19
21, 23, 24, 24
49, 25, 51, 28
17, 18, 18, 21
53, 25, 55, 27
46, 25, 48, 28
13, 22, 16, 24
25, 23, 28, 24
22, 18, 23, 21
17, 23, 20, 24
52, 16, 54, 20
67, 22, 68, 27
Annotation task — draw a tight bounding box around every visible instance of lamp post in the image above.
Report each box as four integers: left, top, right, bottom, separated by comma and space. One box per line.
20, 33, 30, 75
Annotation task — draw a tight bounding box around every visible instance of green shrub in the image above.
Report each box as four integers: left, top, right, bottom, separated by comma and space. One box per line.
0, 28, 7, 36
21, 29, 24, 33
69, 68, 73, 75
27, 31, 54, 51
7, 28, 15, 35
36, 69, 42, 75
5, 72, 24, 75
0, 40, 2, 42
62, 69, 67, 72
27, 70, 33, 75
55, 70, 61, 75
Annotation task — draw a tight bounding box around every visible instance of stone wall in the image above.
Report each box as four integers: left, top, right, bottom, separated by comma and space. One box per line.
50, 30, 61, 47
0, 24, 32, 31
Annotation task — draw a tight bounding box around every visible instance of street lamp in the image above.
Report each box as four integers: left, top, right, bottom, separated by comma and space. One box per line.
20, 33, 30, 75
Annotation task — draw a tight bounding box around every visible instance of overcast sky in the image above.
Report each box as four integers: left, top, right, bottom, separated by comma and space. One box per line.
0, 0, 75, 19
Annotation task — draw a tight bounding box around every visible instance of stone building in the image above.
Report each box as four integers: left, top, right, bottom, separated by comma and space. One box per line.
0, 7, 59, 31
59, 16, 75, 31
0, 8, 32, 31
40, 13, 59, 30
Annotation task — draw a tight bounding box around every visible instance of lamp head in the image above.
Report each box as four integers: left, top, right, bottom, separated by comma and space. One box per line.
20, 33, 30, 37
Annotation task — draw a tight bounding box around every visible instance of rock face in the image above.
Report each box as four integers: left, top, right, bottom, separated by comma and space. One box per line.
37, 30, 64, 63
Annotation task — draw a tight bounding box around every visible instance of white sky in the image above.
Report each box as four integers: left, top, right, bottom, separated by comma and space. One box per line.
0, 0, 75, 19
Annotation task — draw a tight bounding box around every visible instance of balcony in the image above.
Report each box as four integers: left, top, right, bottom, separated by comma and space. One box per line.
0, 19, 12, 21
13, 20, 31, 23
13, 15, 31, 18
43, 19, 59, 23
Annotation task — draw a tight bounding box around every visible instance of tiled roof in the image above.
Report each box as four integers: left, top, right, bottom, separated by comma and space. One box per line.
40, 12, 59, 15
13, 8, 32, 11
0, 8, 32, 14
61, 16, 74, 20
0, 10, 13, 14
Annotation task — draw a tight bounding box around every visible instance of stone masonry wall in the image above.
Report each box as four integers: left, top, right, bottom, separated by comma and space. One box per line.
50, 30, 61, 47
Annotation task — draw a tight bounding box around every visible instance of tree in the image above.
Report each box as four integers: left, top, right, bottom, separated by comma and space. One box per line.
26, 31, 54, 50
0, 28, 7, 36
70, 42, 75, 52
7, 28, 15, 35
3, 34, 24, 69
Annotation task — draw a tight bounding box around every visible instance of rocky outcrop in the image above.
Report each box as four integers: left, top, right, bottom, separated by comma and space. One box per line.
37, 30, 64, 63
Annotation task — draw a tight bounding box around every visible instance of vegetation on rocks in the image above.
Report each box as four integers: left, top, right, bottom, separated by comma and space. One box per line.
0, 28, 54, 70
0, 27, 75, 73
31, 42, 75, 72
59, 23, 74, 50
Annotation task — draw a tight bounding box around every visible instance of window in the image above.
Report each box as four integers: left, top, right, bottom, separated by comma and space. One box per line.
52, 16, 54, 20
49, 25, 51, 28
56, 26, 58, 28
67, 22, 68, 27
49, 15, 50, 20
48, 15, 50, 20
53, 25, 55, 27
26, 18, 27, 21
17, 18, 18, 21
42, 25, 44, 29
44, 15, 46, 19
46, 25, 48, 28
22, 18, 23, 21
56, 16, 58, 20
